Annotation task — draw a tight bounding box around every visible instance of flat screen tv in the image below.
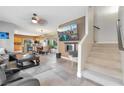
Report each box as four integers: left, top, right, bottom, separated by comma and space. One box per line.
0, 32, 9, 39
58, 23, 78, 41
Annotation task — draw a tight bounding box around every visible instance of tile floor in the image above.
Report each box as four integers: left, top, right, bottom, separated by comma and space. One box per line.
10, 53, 101, 86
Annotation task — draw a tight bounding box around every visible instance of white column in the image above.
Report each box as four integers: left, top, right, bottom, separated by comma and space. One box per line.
77, 44, 82, 78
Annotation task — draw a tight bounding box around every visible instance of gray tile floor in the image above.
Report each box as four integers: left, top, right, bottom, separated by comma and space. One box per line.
11, 54, 101, 86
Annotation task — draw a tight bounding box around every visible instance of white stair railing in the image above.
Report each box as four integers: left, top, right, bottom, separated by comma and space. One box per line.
77, 7, 94, 78
117, 18, 124, 84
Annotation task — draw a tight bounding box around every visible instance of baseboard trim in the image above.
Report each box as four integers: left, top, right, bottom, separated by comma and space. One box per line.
95, 42, 118, 44
61, 56, 71, 61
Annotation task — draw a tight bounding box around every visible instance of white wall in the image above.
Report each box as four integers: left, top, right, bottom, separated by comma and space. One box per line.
94, 6, 118, 43
0, 21, 16, 51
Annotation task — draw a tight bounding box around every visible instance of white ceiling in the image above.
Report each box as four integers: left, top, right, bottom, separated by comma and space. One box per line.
0, 6, 86, 36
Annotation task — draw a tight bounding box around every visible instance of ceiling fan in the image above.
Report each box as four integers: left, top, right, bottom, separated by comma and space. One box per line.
32, 13, 47, 25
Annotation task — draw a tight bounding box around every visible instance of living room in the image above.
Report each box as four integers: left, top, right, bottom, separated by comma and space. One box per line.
1, 6, 123, 87
0, 6, 90, 86
1, 0, 124, 93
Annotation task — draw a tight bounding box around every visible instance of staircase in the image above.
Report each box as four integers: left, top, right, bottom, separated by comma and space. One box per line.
83, 43, 123, 85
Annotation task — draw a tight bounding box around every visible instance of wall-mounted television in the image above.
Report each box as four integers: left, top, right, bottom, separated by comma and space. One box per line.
57, 23, 78, 41
0, 32, 9, 39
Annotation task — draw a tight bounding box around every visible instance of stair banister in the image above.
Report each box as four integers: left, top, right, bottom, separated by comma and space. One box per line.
77, 7, 89, 78
117, 7, 124, 84
77, 7, 95, 78
117, 19, 124, 51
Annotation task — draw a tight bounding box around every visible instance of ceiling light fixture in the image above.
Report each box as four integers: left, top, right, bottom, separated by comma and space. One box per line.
31, 13, 47, 25
32, 19, 37, 23
32, 13, 39, 23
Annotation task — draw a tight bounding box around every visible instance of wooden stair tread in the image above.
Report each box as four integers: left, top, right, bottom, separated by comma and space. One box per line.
86, 59, 121, 70
89, 51, 120, 61
83, 70, 123, 86
85, 63, 122, 80
84, 43, 122, 83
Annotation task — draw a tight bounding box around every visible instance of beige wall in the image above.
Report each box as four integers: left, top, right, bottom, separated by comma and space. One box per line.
58, 17, 85, 57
